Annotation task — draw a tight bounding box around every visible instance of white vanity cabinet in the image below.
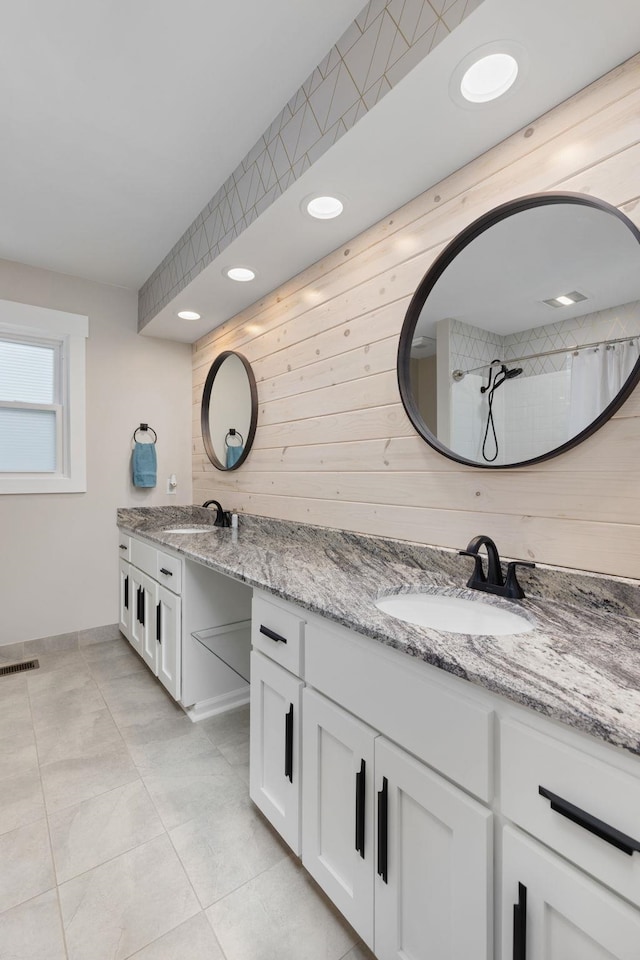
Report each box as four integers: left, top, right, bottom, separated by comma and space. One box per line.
249, 592, 306, 854
249, 593, 640, 960
502, 827, 640, 959
118, 530, 251, 716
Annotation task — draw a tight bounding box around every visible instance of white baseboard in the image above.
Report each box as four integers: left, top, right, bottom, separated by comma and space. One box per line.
183, 686, 250, 722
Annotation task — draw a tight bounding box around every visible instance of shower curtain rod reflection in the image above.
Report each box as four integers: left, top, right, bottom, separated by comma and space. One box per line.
451, 334, 639, 381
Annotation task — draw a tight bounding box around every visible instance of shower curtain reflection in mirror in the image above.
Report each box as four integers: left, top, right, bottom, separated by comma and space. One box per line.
568, 340, 639, 436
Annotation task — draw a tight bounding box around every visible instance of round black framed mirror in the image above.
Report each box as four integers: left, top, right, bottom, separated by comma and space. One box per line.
201, 351, 257, 471
398, 192, 640, 468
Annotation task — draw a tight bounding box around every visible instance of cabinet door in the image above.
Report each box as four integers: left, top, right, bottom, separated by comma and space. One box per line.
374, 737, 493, 960
129, 565, 148, 657
139, 572, 158, 674
502, 826, 640, 960
118, 558, 132, 641
249, 651, 302, 855
156, 584, 181, 700
302, 688, 376, 948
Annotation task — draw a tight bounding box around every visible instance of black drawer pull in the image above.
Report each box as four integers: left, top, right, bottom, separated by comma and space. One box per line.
124, 575, 129, 611
156, 603, 161, 643
159, 567, 173, 577
377, 776, 388, 883
136, 586, 142, 623
355, 759, 366, 858
513, 882, 527, 960
539, 786, 640, 855
119, 544, 127, 550
284, 704, 294, 782
139, 588, 145, 627
260, 624, 287, 644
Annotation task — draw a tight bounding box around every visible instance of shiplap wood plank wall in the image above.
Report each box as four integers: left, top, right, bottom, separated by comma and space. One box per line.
192, 53, 640, 579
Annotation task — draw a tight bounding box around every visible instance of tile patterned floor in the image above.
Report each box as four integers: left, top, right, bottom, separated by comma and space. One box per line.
0, 636, 374, 960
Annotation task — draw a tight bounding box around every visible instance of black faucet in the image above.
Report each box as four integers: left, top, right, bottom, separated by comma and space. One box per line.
202, 499, 232, 527
459, 535, 535, 600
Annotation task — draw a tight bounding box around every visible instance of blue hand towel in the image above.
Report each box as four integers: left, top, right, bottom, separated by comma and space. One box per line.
226, 443, 244, 468
132, 441, 157, 487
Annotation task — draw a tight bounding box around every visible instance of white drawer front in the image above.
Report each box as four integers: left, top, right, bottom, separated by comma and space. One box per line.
156, 550, 182, 594
117, 534, 131, 561
501, 718, 640, 908
305, 617, 493, 802
251, 593, 304, 677
130, 537, 157, 579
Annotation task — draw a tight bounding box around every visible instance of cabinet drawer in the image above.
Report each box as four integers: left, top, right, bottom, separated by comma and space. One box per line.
501, 719, 640, 908
117, 534, 131, 561
130, 537, 157, 579
251, 592, 304, 677
156, 550, 182, 594
305, 617, 493, 802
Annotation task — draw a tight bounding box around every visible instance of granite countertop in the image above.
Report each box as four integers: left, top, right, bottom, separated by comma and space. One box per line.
117, 505, 640, 758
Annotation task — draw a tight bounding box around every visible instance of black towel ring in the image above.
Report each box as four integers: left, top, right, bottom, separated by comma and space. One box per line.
133, 423, 157, 443
225, 428, 243, 447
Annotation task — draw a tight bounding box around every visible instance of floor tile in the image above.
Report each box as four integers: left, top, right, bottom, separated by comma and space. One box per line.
118, 713, 202, 747
0, 739, 39, 781
88, 649, 147, 685
142, 757, 246, 831
128, 727, 220, 773
201, 706, 251, 766
28, 631, 78, 655
29, 676, 105, 728
0, 641, 25, 663
34, 705, 124, 766
0, 889, 67, 960
78, 623, 121, 646
49, 779, 165, 883
170, 794, 288, 907
0, 770, 46, 836
0, 819, 55, 913
128, 911, 225, 960
207, 856, 358, 960
340, 943, 376, 960
41, 745, 139, 813
80, 634, 132, 662
28, 649, 87, 678
100, 672, 184, 724
59, 835, 200, 960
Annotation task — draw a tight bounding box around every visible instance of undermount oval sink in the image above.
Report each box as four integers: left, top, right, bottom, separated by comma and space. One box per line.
162, 526, 215, 534
375, 592, 534, 636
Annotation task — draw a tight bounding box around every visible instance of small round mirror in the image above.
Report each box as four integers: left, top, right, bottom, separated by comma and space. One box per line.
201, 351, 257, 470
398, 193, 640, 468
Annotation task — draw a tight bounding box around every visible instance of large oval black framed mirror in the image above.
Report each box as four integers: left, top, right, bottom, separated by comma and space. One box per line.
398, 193, 640, 468
201, 351, 257, 471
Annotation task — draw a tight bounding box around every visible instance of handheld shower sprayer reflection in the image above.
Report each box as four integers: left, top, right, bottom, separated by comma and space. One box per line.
481, 363, 523, 462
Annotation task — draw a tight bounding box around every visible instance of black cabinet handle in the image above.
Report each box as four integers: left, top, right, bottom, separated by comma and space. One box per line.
136, 586, 141, 623
513, 882, 527, 960
260, 624, 287, 644
156, 603, 161, 643
284, 704, 294, 782
124, 575, 129, 611
119, 544, 127, 550
377, 776, 388, 883
355, 759, 366, 858
159, 567, 173, 577
139, 589, 145, 627
539, 786, 640, 855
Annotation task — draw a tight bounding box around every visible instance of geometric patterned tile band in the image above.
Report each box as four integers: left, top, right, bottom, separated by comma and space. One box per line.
138, 0, 485, 329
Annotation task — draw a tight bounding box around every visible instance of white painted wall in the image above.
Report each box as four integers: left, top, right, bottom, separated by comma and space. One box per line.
0, 259, 193, 645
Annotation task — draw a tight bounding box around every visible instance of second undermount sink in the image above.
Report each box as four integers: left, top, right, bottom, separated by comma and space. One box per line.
375, 592, 535, 636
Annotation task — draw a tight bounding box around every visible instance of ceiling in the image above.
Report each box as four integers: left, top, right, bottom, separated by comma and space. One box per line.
2, 0, 640, 344
0, 0, 365, 288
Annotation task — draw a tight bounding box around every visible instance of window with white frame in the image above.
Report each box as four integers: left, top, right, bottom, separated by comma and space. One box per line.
0, 299, 88, 494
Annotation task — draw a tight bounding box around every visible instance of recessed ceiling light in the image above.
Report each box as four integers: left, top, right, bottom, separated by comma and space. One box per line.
450, 41, 525, 109
177, 310, 201, 320
460, 53, 518, 103
226, 267, 256, 282
306, 196, 344, 220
